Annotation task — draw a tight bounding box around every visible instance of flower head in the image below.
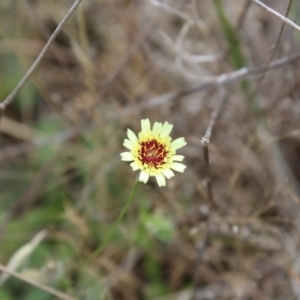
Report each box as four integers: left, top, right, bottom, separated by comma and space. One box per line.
121, 119, 187, 187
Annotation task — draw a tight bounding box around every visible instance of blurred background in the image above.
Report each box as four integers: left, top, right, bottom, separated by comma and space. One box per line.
1, 0, 300, 299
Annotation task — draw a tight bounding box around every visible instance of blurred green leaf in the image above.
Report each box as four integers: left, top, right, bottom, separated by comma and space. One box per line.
140, 211, 175, 243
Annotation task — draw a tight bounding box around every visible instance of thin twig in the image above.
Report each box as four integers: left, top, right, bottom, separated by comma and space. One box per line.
144, 53, 300, 108
192, 221, 209, 299
236, 0, 252, 29
0, 264, 78, 300
201, 91, 228, 209
193, 89, 229, 298
194, 88, 236, 297
252, 0, 300, 32
253, 0, 292, 95
0, 0, 82, 116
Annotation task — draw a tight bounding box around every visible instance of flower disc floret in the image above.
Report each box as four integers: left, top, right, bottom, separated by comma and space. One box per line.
121, 119, 187, 187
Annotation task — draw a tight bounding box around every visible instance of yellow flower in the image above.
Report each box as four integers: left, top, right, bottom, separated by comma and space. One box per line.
121, 119, 187, 187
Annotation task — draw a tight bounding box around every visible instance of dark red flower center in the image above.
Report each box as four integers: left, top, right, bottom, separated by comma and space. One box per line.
139, 139, 168, 168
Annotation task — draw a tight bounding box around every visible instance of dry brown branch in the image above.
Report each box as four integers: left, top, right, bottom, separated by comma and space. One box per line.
143, 53, 300, 109
192, 91, 229, 299
236, 0, 252, 29
201, 91, 228, 209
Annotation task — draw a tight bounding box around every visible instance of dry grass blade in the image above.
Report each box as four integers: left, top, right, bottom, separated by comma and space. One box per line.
0, 230, 47, 285
0, 264, 77, 300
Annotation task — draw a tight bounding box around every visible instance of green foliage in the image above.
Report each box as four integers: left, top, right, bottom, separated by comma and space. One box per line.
213, 0, 246, 70
0, 288, 12, 300
213, 0, 260, 116
140, 211, 175, 244
145, 255, 168, 298
21, 288, 52, 300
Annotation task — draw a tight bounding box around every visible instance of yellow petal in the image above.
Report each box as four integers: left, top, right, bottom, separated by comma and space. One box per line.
170, 162, 186, 172
130, 161, 140, 171
139, 171, 150, 183
171, 138, 186, 150
161, 169, 175, 179
161, 122, 173, 136
155, 174, 166, 186
127, 129, 138, 142
172, 155, 184, 161
141, 119, 151, 131
153, 122, 163, 135
123, 139, 133, 150
120, 152, 134, 161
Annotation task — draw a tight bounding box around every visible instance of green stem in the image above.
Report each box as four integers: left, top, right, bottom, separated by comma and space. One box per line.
90, 180, 139, 260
